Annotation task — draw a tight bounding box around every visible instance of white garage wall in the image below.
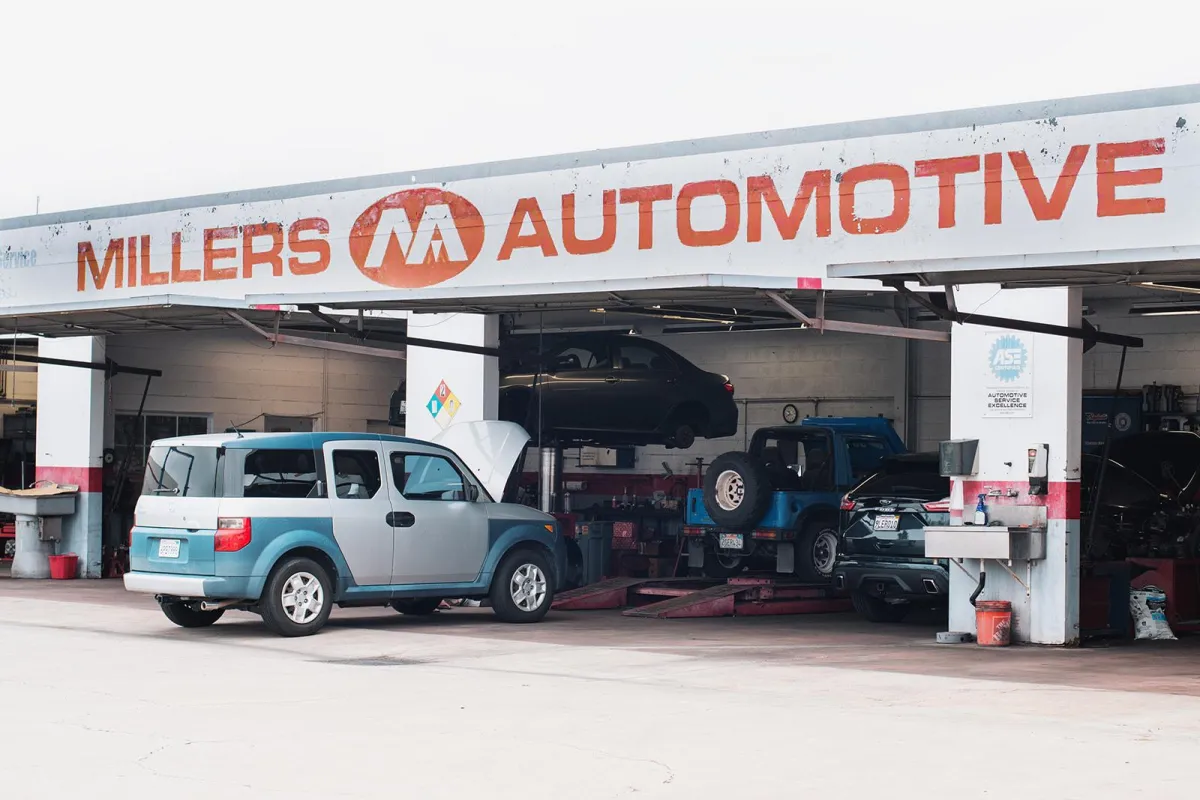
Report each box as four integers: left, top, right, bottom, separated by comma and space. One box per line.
104, 330, 403, 439
1083, 312, 1200, 399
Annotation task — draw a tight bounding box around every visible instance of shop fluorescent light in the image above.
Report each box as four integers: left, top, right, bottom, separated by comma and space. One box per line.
1128, 301, 1200, 316
1135, 281, 1200, 296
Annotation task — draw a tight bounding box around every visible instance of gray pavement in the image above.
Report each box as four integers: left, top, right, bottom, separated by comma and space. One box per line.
1, 594, 1197, 798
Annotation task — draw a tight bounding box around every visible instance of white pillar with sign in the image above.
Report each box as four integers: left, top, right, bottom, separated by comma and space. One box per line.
945, 286, 1082, 645
404, 314, 499, 442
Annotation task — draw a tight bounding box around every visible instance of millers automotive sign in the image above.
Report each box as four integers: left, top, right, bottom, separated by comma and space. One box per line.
2, 98, 1198, 310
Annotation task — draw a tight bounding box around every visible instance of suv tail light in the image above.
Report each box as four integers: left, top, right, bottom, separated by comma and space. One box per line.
923, 498, 951, 513
215, 517, 252, 552
724, 381, 735, 394
840, 496, 856, 512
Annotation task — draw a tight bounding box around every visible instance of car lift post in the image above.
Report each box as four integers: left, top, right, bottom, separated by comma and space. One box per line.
538, 444, 563, 513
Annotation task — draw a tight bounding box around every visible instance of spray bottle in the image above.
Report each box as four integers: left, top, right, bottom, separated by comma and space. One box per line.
973, 494, 988, 526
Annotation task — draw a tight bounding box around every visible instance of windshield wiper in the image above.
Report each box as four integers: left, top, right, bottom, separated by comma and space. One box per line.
151, 487, 180, 495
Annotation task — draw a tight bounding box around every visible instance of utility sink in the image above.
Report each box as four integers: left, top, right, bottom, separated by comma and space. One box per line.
0, 493, 77, 517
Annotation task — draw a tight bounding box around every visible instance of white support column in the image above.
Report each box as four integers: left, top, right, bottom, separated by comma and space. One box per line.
947, 286, 1082, 645
33, 336, 107, 578
404, 314, 499, 442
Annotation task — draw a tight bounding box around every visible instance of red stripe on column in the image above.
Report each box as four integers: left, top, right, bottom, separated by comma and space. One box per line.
961, 480, 1080, 521
35, 466, 103, 493
796, 277, 823, 291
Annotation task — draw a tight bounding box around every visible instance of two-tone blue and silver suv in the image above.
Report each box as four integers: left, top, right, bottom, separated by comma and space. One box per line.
123, 421, 565, 636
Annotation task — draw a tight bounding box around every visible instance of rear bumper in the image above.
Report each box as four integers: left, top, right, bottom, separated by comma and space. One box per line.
124, 571, 255, 600
834, 559, 949, 600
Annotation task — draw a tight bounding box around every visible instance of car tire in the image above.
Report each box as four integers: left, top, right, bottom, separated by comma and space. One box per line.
703, 451, 772, 529
391, 598, 443, 616
666, 423, 697, 450
490, 549, 554, 624
159, 600, 224, 628
701, 550, 748, 579
259, 557, 334, 637
851, 590, 911, 623
795, 520, 839, 583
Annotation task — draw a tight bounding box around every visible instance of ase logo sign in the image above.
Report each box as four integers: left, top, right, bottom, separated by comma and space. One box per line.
988, 334, 1029, 383
349, 189, 485, 288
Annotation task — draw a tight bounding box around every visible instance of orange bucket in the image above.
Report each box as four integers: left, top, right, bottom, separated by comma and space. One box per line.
48, 553, 79, 580
975, 600, 1012, 647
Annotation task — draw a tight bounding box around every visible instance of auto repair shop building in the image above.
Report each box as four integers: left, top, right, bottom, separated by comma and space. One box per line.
2, 83, 1199, 645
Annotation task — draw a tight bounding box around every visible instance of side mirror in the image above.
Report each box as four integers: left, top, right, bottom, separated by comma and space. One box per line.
465, 484, 480, 502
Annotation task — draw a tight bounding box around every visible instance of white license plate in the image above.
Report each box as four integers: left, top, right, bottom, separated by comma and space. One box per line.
718, 533, 744, 550
873, 515, 900, 532
157, 539, 181, 558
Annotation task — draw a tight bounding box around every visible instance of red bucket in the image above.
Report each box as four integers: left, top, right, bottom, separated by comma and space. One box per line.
49, 553, 79, 580
975, 600, 1012, 646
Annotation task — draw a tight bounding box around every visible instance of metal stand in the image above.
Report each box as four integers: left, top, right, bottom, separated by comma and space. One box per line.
11, 515, 54, 579
538, 445, 563, 513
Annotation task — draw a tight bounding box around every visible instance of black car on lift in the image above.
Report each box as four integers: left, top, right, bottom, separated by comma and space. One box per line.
835, 442, 1200, 623
497, 333, 739, 448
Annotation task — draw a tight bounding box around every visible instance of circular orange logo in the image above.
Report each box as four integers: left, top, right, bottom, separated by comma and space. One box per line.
349, 189, 485, 288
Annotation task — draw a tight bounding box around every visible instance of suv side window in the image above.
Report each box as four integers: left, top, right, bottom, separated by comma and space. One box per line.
240, 448, 319, 499
392, 452, 469, 501
331, 450, 382, 500
616, 343, 675, 372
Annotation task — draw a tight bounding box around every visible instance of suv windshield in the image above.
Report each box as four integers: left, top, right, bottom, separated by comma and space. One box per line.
143, 446, 220, 497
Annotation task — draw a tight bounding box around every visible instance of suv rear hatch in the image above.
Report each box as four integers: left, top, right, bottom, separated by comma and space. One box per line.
841, 455, 949, 559
131, 443, 223, 576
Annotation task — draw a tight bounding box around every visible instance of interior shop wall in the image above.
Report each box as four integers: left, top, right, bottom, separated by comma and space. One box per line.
1082, 312, 1200, 401
0, 364, 37, 417
104, 330, 403, 438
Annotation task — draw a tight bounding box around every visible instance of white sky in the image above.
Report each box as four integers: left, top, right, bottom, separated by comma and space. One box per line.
3, 0, 1198, 220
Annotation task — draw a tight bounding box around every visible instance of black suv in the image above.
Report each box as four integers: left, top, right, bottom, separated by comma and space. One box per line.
835, 441, 1200, 624
498, 333, 738, 448
834, 454, 950, 623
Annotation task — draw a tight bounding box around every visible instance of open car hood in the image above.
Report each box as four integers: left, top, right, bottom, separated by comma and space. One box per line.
431, 421, 530, 502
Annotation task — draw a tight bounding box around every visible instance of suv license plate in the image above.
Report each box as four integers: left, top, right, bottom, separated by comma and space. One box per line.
157, 539, 181, 558
718, 533, 744, 550
873, 515, 900, 532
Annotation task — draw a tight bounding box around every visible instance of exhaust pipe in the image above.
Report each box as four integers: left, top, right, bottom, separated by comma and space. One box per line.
922, 578, 939, 595
200, 599, 241, 612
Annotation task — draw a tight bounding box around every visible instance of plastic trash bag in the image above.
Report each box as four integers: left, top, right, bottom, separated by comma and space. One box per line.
1131, 586, 1176, 641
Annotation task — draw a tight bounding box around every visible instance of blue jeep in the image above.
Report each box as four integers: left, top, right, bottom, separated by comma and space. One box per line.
683, 417, 907, 580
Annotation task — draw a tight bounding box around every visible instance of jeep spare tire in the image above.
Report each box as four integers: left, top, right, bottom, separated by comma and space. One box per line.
703, 452, 772, 529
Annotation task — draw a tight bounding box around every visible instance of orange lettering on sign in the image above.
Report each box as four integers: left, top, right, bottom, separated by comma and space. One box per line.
984, 152, 1004, 225
140, 235, 167, 286
619, 184, 672, 250
288, 218, 330, 276
677, 180, 740, 247
1008, 145, 1089, 221
562, 191, 617, 255
203, 227, 239, 281
1097, 139, 1166, 217
839, 163, 911, 235
498, 198, 559, 260
126, 237, 138, 287
243, 222, 285, 278
77, 239, 125, 291
915, 156, 980, 229
746, 172, 832, 241
171, 232, 201, 283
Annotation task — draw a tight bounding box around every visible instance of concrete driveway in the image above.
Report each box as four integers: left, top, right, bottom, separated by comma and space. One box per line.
1, 580, 1198, 798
